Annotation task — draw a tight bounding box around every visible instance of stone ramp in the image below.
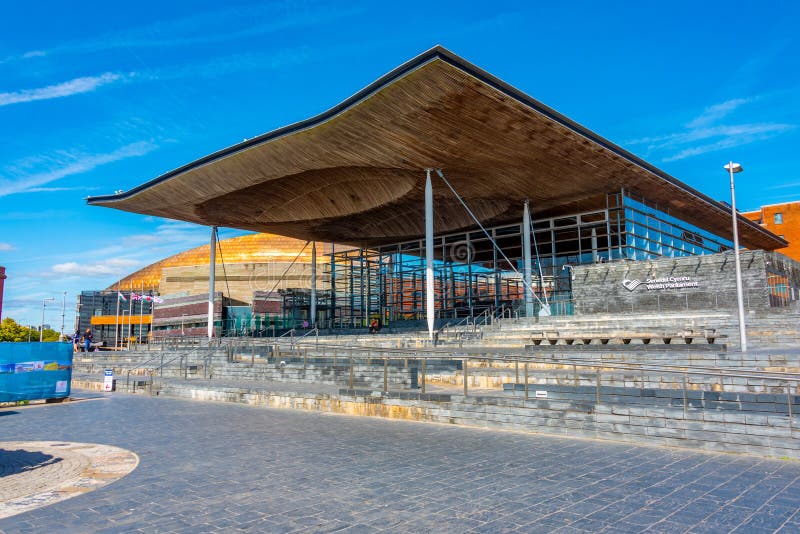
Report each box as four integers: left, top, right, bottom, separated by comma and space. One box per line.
72, 359, 800, 461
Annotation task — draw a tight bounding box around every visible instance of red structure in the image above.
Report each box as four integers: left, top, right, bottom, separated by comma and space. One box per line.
743, 201, 800, 263
0, 266, 5, 322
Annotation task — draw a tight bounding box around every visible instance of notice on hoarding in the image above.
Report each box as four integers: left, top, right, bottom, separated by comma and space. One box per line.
0, 342, 73, 403
103, 369, 114, 392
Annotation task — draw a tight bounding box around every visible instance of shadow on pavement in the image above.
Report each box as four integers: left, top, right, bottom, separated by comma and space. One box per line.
0, 449, 61, 478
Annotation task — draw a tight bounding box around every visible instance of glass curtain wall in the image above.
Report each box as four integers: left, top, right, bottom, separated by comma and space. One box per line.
321, 190, 733, 326
621, 192, 733, 260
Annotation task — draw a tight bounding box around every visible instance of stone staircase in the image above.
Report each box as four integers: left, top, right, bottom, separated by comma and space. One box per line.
474, 309, 800, 350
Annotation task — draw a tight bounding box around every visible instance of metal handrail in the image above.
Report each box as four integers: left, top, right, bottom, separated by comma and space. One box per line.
264, 339, 800, 383
126, 348, 202, 387
439, 315, 472, 336
291, 327, 319, 349
125, 353, 167, 387
294, 327, 318, 342
275, 329, 295, 340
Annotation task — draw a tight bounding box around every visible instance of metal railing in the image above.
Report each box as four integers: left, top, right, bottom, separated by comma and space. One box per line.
125, 348, 208, 391
77, 334, 800, 433
251, 340, 800, 422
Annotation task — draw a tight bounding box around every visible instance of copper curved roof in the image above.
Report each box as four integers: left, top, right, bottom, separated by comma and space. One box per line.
108, 232, 318, 291
88, 46, 785, 251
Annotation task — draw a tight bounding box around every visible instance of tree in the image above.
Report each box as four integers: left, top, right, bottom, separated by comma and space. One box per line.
41, 328, 61, 342
0, 318, 60, 342
0, 317, 33, 342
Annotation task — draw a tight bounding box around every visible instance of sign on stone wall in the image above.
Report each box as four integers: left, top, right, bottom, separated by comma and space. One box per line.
622, 276, 700, 292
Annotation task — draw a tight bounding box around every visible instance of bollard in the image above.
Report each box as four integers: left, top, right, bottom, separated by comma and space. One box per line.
463, 358, 468, 397
383, 358, 388, 393
515, 359, 519, 394
788, 382, 794, 433
421, 359, 426, 394
682, 372, 688, 418
524, 362, 528, 400
349, 356, 354, 389
596, 369, 601, 405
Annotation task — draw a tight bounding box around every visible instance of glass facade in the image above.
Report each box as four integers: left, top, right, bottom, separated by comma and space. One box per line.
320, 189, 735, 324
76, 290, 155, 346
621, 193, 733, 261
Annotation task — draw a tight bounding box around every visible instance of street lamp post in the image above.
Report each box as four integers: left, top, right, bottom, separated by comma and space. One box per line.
60, 290, 66, 341
40, 297, 55, 342
725, 161, 747, 352
122, 310, 128, 350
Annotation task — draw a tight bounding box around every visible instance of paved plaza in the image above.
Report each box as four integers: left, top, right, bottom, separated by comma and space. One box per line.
2, 392, 800, 533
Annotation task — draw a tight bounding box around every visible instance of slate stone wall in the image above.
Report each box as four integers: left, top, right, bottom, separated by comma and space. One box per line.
571, 250, 787, 315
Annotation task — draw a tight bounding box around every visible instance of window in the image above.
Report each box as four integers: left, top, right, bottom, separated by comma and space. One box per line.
774, 212, 784, 224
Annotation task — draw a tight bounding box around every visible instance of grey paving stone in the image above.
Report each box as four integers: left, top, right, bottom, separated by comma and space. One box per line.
1, 393, 800, 533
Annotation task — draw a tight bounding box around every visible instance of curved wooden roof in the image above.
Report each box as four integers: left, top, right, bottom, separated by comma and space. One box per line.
87, 46, 785, 251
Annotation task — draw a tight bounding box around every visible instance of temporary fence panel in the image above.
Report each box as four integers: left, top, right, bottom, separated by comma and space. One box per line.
0, 342, 73, 402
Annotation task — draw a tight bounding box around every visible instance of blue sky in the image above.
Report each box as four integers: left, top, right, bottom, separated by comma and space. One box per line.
1, 0, 798, 329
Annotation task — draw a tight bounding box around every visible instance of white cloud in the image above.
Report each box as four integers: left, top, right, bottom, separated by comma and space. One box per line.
662, 124, 794, 162
144, 48, 312, 82
0, 72, 124, 107
624, 96, 794, 162
5, 4, 359, 63
51, 258, 142, 277
22, 186, 101, 193
0, 141, 158, 198
766, 181, 800, 190
121, 220, 210, 247
686, 98, 751, 128
0, 242, 15, 251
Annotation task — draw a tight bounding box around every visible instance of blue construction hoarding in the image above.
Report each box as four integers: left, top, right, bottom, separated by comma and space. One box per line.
0, 342, 72, 402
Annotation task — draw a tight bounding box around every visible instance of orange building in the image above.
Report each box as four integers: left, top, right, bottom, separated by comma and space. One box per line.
743, 201, 800, 262
110, 232, 328, 292
79, 233, 330, 343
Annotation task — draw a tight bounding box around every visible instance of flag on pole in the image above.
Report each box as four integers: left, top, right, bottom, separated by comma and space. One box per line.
117, 292, 127, 302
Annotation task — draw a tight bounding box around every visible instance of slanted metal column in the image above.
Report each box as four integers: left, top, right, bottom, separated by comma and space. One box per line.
329, 244, 336, 327
425, 169, 435, 340
310, 241, 317, 326
208, 226, 217, 339
466, 233, 473, 318
523, 200, 533, 317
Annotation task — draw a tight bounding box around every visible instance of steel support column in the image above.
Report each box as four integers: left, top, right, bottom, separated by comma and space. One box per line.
310, 241, 317, 326
208, 226, 217, 338
330, 243, 336, 328
523, 200, 533, 317
467, 233, 473, 318
425, 169, 435, 340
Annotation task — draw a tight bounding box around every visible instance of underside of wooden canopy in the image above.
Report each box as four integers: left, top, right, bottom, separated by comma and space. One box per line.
87, 46, 785, 251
